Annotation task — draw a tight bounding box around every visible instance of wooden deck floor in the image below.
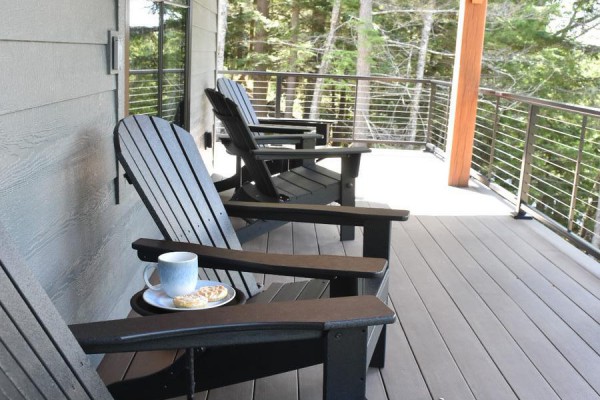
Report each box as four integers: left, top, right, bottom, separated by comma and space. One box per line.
200, 212, 598, 400
102, 150, 600, 399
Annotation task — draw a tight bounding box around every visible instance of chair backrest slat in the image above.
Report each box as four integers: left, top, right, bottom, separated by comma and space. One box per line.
0, 224, 112, 400
116, 115, 260, 297
217, 78, 260, 126
205, 89, 280, 200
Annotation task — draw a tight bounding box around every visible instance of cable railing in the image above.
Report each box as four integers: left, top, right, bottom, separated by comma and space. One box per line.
218, 70, 600, 257
472, 89, 600, 258
219, 71, 452, 147
129, 69, 185, 122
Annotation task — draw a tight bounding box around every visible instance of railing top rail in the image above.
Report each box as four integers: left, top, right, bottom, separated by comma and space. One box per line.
479, 87, 600, 118
218, 70, 436, 85
219, 70, 600, 118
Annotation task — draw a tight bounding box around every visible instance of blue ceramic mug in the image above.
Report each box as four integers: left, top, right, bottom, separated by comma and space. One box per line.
143, 252, 198, 297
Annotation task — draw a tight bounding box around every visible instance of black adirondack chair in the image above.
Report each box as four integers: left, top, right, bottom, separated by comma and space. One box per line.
205, 88, 371, 242
114, 114, 409, 397
217, 77, 331, 146
0, 221, 395, 400
213, 78, 325, 192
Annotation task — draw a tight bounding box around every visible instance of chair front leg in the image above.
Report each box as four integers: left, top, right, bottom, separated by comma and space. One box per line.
323, 327, 368, 400
340, 156, 358, 241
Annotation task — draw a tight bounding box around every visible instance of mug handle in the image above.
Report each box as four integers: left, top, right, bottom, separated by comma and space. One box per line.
143, 264, 161, 291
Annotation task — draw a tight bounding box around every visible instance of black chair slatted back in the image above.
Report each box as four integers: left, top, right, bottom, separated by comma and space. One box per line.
0, 224, 112, 400
115, 115, 260, 298
217, 78, 261, 127
205, 89, 281, 200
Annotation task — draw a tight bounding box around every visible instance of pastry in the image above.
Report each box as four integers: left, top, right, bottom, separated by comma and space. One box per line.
173, 293, 208, 308
196, 285, 228, 302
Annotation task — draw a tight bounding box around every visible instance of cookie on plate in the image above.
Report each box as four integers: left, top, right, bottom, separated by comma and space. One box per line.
196, 285, 228, 302
173, 293, 208, 308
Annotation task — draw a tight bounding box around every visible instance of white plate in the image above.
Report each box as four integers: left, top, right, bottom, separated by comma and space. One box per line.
143, 280, 236, 311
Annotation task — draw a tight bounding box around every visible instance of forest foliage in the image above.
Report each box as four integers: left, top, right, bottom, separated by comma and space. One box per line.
224, 0, 600, 107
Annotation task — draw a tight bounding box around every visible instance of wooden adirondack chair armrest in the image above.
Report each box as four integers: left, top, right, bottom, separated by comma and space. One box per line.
70, 296, 395, 354
252, 146, 370, 161
258, 118, 332, 145
253, 133, 323, 145
258, 117, 335, 126
218, 133, 322, 147
224, 201, 409, 259
248, 124, 315, 134
131, 238, 388, 279
224, 201, 409, 224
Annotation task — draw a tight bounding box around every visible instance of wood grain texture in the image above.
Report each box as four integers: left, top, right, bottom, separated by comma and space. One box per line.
445, 0, 488, 186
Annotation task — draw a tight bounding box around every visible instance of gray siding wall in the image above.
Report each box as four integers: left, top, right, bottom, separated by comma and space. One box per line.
0, 0, 218, 329
189, 0, 219, 163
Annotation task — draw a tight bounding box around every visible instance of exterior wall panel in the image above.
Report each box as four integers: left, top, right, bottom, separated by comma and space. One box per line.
0, 0, 155, 338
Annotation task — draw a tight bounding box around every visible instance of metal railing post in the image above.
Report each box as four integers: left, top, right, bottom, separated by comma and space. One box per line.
487, 96, 501, 182
275, 74, 283, 117
426, 82, 436, 145
568, 115, 588, 231
352, 77, 359, 141
514, 104, 539, 218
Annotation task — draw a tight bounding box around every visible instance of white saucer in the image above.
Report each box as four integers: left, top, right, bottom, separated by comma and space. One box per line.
142, 280, 236, 311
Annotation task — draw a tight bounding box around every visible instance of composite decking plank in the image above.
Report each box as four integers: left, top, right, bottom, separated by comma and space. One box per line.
205, 382, 252, 400
241, 227, 269, 286
436, 216, 600, 396
254, 372, 298, 400
396, 218, 517, 399
420, 216, 566, 399
382, 295, 431, 400
264, 224, 295, 286
388, 224, 475, 400
292, 222, 319, 283
492, 216, 600, 307
482, 217, 600, 325
292, 222, 319, 256
524, 217, 600, 280
298, 365, 322, 400
458, 216, 599, 399
315, 223, 345, 256
342, 223, 364, 257
366, 368, 389, 400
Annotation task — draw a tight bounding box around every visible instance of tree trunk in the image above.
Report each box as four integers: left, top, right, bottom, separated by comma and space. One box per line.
309, 0, 342, 120
284, 1, 300, 118
355, 0, 372, 139
408, 7, 434, 142
216, 0, 228, 72
253, 0, 270, 116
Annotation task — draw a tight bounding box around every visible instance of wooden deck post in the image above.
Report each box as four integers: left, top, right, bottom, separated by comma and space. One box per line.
446, 0, 488, 187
